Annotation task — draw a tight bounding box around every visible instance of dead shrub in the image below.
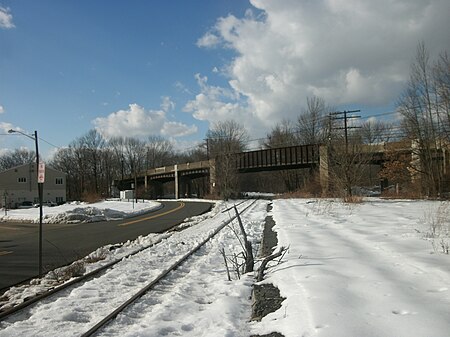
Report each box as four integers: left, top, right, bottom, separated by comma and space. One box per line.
423, 202, 450, 238
381, 183, 422, 199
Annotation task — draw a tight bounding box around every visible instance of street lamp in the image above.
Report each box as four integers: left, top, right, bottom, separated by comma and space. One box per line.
8, 129, 44, 277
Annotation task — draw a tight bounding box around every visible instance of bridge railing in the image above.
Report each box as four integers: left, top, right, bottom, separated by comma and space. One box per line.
235, 144, 320, 171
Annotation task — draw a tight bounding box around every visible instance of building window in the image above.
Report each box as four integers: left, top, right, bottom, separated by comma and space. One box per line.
18, 177, 27, 183
55, 177, 64, 185
56, 197, 64, 204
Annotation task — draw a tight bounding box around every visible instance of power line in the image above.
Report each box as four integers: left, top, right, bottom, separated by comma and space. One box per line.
2, 132, 61, 150
330, 110, 361, 152
37, 136, 61, 150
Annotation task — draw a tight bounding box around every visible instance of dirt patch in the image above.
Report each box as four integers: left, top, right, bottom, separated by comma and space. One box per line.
259, 204, 278, 257
250, 333, 284, 337
250, 203, 285, 337
251, 283, 285, 321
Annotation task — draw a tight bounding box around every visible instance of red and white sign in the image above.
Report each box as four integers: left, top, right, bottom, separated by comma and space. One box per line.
38, 162, 45, 183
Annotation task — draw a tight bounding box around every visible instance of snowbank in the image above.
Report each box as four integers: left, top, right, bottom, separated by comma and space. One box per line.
0, 199, 162, 224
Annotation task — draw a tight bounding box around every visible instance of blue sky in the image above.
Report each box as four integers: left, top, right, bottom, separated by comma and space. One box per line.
0, 1, 250, 157
1, 0, 449, 159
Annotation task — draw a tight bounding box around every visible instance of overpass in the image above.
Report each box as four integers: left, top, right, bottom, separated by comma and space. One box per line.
118, 141, 429, 198
118, 144, 325, 198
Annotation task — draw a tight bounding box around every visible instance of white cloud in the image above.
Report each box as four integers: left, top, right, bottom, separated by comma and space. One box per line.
92, 103, 197, 140
174, 81, 192, 95
0, 105, 4, 114
0, 121, 15, 133
187, 0, 450, 134
170, 138, 203, 154
161, 122, 197, 138
0, 6, 14, 29
196, 32, 221, 48
160, 96, 175, 112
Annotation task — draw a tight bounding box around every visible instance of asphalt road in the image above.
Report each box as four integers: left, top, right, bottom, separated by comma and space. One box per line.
0, 200, 212, 292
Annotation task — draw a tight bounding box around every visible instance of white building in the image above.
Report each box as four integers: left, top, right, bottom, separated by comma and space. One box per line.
0, 163, 66, 209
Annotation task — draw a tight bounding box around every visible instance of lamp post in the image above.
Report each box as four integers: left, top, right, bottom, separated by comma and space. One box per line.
8, 129, 44, 277
131, 183, 135, 209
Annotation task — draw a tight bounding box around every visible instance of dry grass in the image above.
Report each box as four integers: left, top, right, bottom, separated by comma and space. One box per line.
277, 190, 316, 199
82, 191, 103, 203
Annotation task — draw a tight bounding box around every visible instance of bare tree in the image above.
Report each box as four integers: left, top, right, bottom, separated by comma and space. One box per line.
51, 147, 78, 199
124, 137, 146, 197
207, 120, 248, 156
297, 96, 331, 144
207, 120, 248, 199
0, 148, 35, 170
326, 110, 373, 199
359, 120, 395, 144
146, 136, 174, 169
433, 52, 450, 142
328, 137, 371, 199
183, 145, 208, 162
108, 136, 127, 180
51, 130, 107, 200
265, 119, 298, 148
399, 42, 449, 197
79, 129, 105, 195
51, 133, 148, 201
265, 120, 304, 192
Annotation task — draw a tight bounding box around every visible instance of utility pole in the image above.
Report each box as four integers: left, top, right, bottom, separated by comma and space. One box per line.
205, 138, 210, 160
8, 129, 44, 277
330, 110, 361, 153
329, 110, 361, 198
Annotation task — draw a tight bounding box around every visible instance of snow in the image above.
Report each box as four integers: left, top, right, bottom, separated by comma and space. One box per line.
1, 198, 450, 337
251, 198, 450, 337
0, 199, 162, 223
0, 199, 264, 336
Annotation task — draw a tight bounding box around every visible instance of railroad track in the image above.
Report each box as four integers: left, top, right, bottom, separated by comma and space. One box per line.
0, 200, 259, 337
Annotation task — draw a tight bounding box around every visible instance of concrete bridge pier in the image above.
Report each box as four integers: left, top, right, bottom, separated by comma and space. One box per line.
319, 145, 329, 195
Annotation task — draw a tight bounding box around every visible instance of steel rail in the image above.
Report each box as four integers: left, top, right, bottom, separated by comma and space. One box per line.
0, 234, 170, 321
0, 201, 211, 320
81, 200, 257, 337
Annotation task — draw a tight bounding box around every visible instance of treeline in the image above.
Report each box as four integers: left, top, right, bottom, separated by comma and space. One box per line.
49, 131, 203, 201
1, 43, 449, 200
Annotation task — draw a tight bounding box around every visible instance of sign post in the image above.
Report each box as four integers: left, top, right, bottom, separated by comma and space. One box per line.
38, 162, 45, 183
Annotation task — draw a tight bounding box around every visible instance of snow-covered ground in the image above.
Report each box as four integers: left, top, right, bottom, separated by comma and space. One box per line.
0, 199, 263, 336
252, 198, 450, 337
0, 199, 162, 223
1, 198, 449, 337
